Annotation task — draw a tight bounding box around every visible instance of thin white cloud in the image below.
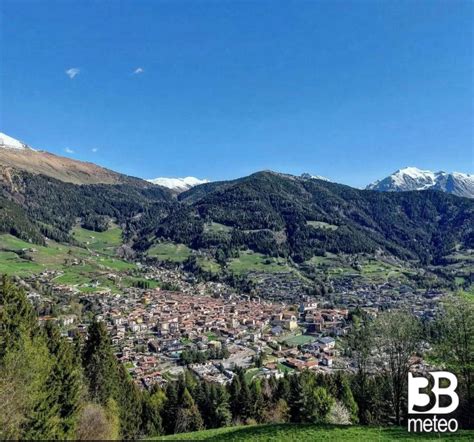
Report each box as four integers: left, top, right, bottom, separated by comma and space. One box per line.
65, 68, 80, 79
64, 147, 75, 154
133, 67, 144, 75
91, 147, 98, 153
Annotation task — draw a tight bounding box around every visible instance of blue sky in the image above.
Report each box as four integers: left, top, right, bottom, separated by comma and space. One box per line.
1, 0, 472, 187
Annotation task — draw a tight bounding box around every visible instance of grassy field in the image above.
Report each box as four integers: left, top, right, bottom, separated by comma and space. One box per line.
244, 368, 260, 383
204, 222, 233, 234
228, 251, 289, 274
0, 250, 43, 275
0, 234, 89, 275
147, 242, 191, 262
360, 260, 408, 282
460, 286, 474, 301
306, 254, 354, 276
72, 225, 123, 255
197, 257, 221, 273
148, 423, 473, 441
305, 254, 412, 284
0, 228, 138, 293
282, 334, 316, 347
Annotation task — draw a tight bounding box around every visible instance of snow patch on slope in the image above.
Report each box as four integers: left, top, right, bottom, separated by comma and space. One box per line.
300, 172, 331, 182
0, 132, 33, 150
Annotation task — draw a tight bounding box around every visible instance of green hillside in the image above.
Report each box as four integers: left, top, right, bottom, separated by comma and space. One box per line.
148, 423, 473, 441
1, 169, 473, 268
163, 171, 474, 264
0, 226, 139, 293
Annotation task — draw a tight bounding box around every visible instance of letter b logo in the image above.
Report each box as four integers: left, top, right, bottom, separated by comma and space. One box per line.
408, 372, 459, 414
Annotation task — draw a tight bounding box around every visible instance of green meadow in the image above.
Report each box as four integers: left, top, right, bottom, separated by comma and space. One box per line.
147, 242, 192, 262
148, 423, 473, 441
228, 251, 289, 274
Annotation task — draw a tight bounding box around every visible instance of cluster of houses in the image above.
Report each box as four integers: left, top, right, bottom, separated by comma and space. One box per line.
321, 278, 446, 320
34, 284, 352, 387
24, 259, 450, 389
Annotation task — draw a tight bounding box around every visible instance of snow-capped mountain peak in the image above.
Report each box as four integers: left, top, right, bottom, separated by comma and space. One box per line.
300, 172, 330, 182
367, 167, 474, 198
147, 176, 209, 192
0, 132, 33, 150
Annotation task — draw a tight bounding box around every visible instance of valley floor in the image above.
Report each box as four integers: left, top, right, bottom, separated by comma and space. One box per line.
147, 423, 473, 441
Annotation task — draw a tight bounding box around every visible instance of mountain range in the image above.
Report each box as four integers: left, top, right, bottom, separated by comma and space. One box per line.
366, 167, 474, 198
2, 132, 472, 197
0, 131, 472, 266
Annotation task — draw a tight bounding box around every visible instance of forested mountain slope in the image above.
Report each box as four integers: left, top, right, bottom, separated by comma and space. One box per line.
0, 167, 472, 265
0, 168, 174, 245
147, 172, 474, 264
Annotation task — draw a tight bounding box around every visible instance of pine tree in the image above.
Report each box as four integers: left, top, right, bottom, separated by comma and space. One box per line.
228, 374, 242, 420
162, 382, 179, 434
211, 385, 231, 428
116, 364, 143, 439
44, 321, 84, 437
288, 374, 305, 423
82, 320, 119, 405
196, 382, 213, 428
0, 275, 37, 359
238, 377, 252, 422
83, 320, 146, 438
276, 376, 290, 402
142, 385, 165, 436
175, 388, 203, 434
306, 386, 334, 423
251, 379, 265, 423
0, 277, 62, 439
335, 373, 358, 423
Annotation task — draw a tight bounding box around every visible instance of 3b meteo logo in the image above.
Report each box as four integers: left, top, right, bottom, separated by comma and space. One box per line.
408, 371, 459, 433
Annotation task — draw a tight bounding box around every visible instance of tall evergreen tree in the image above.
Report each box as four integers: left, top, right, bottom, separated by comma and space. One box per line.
116, 364, 143, 439
142, 385, 166, 436
251, 379, 265, 423
162, 382, 179, 434
82, 320, 119, 405
44, 321, 84, 438
0, 276, 37, 359
210, 385, 231, 428
329, 372, 358, 423
0, 277, 61, 440
238, 376, 252, 422
175, 388, 203, 434
228, 373, 242, 420
276, 375, 290, 402
288, 374, 305, 423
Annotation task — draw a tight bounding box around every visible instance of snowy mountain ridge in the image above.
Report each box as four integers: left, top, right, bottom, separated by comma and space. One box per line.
147, 176, 209, 192
366, 167, 474, 198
